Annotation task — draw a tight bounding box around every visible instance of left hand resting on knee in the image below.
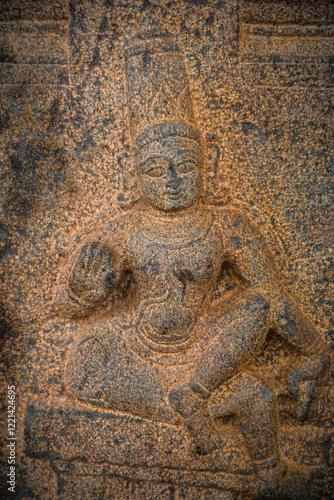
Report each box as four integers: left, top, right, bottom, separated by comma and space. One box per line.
288, 353, 330, 421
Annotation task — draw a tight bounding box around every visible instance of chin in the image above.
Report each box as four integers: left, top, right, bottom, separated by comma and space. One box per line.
165, 201, 193, 211
147, 193, 199, 212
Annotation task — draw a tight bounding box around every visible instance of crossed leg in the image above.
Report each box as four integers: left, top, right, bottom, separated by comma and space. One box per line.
168, 293, 324, 499
210, 372, 279, 462
169, 292, 271, 454
215, 372, 324, 498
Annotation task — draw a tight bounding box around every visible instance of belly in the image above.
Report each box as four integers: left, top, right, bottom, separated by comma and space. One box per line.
130, 297, 206, 358
142, 301, 195, 345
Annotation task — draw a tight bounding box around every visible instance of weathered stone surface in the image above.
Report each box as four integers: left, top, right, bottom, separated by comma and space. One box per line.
0, 1, 333, 499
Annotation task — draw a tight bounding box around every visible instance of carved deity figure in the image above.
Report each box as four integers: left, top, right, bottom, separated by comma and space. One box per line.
54, 27, 329, 499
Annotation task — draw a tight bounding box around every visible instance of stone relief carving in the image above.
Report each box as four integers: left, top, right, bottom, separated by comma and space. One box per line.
51, 27, 329, 498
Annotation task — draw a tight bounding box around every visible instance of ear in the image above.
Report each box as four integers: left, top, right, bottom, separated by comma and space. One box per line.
206, 142, 220, 185
203, 141, 227, 205
118, 156, 140, 209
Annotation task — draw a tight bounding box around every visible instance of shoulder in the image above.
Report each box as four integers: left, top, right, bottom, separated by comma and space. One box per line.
212, 206, 261, 239
66, 213, 135, 256
103, 211, 136, 236
211, 207, 271, 259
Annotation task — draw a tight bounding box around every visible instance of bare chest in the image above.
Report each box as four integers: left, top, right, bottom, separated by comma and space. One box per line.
128, 215, 224, 296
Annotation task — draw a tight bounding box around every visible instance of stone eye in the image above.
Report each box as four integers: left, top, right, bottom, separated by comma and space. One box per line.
142, 161, 166, 178
145, 167, 164, 178
176, 161, 196, 175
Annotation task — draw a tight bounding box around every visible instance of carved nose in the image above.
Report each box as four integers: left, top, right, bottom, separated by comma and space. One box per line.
166, 168, 181, 189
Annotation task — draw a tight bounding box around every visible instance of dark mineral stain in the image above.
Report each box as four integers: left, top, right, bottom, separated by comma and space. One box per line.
0, 108, 10, 132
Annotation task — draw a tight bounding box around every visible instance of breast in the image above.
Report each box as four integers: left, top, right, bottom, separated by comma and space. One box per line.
131, 223, 223, 293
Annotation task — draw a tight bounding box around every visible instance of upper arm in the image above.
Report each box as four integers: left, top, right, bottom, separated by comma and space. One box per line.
223, 209, 282, 296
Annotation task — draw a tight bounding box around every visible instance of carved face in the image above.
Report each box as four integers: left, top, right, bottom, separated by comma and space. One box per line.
136, 136, 202, 211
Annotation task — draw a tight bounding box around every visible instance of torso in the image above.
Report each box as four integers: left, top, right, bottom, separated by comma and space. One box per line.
121, 206, 225, 354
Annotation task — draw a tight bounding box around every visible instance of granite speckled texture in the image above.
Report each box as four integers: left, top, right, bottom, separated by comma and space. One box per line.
0, 1, 333, 499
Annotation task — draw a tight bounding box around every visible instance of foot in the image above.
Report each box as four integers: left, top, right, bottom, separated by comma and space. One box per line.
168, 384, 222, 455
255, 460, 324, 499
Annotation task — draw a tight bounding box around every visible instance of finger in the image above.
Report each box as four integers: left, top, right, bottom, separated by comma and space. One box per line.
90, 244, 104, 274
102, 270, 116, 291
315, 396, 325, 415
310, 390, 326, 418
288, 371, 301, 396
70, 261, 83, 283
69, 270, 91, 295
75, 245, 89, 271
70, 254, 88, 289
79, 242, 97, 271
100, 247, 115, 271
296, 381, 315, 420
81, 286, 108, 304
100, 249, 116, 289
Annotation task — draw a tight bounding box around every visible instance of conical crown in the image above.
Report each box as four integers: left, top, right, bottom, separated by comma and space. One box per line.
124, 23, 200, 153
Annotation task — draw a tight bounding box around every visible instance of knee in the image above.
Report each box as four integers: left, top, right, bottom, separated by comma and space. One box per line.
65, 338, 107, 400
245, 293, 270, 317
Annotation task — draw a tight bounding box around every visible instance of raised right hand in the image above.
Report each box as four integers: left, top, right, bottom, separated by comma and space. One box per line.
69, 242, 118, 304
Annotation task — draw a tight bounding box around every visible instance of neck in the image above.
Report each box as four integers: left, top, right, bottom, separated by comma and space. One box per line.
146, 199, 202, 220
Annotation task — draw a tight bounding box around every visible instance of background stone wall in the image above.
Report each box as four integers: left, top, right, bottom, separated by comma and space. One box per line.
0, 0, 333, 498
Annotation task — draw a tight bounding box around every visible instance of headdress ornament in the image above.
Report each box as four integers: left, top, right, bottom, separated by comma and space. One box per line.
124, 22, 201, 153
